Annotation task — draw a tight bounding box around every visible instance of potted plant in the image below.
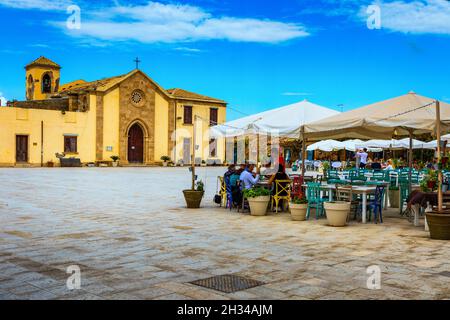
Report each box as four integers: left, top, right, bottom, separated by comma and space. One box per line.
160, 156, 171, 167
110, 155, 120, 167
425, 166, 450, 240
244, 187, 271, 216
324, 201, 351, 227
290, 195, 308, 221
47, 161, 54, 168
420, 169, 438, 192
321, 161, 330, 178
201, 160, 207, 167
183, 180, 204, 208
388, 185, 400, 208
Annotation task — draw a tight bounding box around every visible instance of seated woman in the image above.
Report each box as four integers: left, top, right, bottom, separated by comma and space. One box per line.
268, 165, 291, 210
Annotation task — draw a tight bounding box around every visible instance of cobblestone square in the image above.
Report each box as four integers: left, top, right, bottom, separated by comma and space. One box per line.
1, 168, 449, 300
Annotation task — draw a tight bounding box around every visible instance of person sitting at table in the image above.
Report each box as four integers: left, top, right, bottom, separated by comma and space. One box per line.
239, 163, 260, 190
371, 158, 382, 170
384, 159, 394, 171
268, 164, 291, 210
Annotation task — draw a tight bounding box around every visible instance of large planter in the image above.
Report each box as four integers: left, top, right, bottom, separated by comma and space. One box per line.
112, 161, 119, 167
426, 211, 450, 240
247, 196, 270, 216
290, 203, 308, 221
389, 188, 400, 208
324, 201, 351, 227
183, 190, 204, 209
162, 161, 168, 167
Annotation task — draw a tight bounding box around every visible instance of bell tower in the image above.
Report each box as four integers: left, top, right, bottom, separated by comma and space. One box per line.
25, 56, 61, 101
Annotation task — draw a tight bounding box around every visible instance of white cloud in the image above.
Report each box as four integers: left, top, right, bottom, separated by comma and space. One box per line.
174, 47, 203, 53
21, 0, 308, 44
360, 0, 450, 35
0, 0, 70, 10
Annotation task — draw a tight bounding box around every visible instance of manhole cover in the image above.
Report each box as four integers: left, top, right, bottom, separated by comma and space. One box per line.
190, 274, 264, 293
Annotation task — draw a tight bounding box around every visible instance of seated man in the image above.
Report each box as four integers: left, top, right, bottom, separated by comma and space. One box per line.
239, 163, 261, 190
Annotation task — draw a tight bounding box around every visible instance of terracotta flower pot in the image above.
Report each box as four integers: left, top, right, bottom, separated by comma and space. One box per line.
426, 211, 450, 240
248, 196, 270, 216
182, 190, 204, 209
388, 189, 400, 208
324, 201, 351, 227
290, 203, 308, 221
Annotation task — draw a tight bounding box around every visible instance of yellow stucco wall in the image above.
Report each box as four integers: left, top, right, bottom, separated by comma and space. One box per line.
154, 93, 169, 161
102, 88, 120, 161
26, 66, 60, 100
0, 103, 96, 166
174, 102, 226, 164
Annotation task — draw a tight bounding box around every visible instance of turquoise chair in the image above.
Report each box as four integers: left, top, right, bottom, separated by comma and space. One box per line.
306, 182, 326, 219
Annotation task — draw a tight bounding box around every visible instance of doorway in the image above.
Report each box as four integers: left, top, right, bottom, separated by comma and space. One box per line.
128, 124, 144, 163
16, 135, 28, 163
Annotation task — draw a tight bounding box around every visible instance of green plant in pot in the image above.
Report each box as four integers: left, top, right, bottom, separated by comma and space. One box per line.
290, 195, 308, 221
244, 187, 271, 216
160, 155, 171, 167
322, 161, 330, 178
183, 179, 205, 209
110, 155, 120, 167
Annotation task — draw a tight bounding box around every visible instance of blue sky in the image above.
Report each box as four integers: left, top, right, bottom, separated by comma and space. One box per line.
0, 0, 449, 120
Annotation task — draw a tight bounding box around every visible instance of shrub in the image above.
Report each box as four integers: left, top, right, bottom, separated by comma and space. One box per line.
110, 155, 120, 162
291, 195, 308, 204
160, 156, 171, 162
196, 180, 204, 192
244, 187, 270, 198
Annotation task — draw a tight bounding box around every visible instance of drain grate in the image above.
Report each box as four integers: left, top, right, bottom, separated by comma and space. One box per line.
190, 274, 264, 293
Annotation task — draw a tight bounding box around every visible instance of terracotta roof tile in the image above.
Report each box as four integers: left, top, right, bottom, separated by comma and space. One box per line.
167, 88, 225, 103
26, 56, 61, 69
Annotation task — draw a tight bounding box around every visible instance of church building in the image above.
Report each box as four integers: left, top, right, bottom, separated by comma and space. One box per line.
0, 57, 227, 167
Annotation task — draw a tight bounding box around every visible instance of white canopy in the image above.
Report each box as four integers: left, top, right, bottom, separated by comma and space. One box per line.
422, 134, 450, 149
211, 100, 340, 138
307, 139, 382, 152
356, 138, 433, 149
307, 140, 345, 152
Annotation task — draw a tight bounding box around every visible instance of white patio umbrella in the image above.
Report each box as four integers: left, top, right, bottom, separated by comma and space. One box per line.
307, 140, 345, 152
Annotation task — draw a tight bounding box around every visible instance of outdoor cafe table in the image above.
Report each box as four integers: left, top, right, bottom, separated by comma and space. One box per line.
303, 183, 385, 224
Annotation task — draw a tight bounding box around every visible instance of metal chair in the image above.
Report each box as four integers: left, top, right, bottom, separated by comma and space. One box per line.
271, 179, 292, 213
366, 186, 385, 223
306, 182, 325, 219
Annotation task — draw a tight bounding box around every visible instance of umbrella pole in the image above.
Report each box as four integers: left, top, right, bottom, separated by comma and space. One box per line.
436, 100, 443, 212
408, 130, 413, 195
301, 127, 306, 184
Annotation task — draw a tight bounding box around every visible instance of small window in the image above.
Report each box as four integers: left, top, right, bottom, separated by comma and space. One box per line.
64, 136, 77, 153
210, 108, 218, 126
184, 106, 193, 124
209, 138, 217, 158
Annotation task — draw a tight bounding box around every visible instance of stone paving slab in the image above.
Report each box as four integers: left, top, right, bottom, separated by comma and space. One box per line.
1, 167, 450, 300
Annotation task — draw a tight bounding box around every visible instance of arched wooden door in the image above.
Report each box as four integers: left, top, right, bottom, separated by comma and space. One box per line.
128, 123, 144, 163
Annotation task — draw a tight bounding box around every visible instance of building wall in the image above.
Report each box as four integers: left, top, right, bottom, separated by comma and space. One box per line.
102, 88, 120, 161
154, 93, 169, 162
0, 105, 96, 166
174, 101, 226, 164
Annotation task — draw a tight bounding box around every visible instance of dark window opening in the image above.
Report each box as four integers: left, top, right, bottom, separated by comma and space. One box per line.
209, 139, 217, 158
42, 74, 52, 94
184, 106, 193, 124
64, 136, 77, 153
210, 108, 218, 126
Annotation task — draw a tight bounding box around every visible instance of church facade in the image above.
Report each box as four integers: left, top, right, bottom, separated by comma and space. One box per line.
0, 57, 227, 167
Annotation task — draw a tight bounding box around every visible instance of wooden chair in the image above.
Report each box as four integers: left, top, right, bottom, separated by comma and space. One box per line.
271, 179, 292, 213
217, 176, 227, 207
